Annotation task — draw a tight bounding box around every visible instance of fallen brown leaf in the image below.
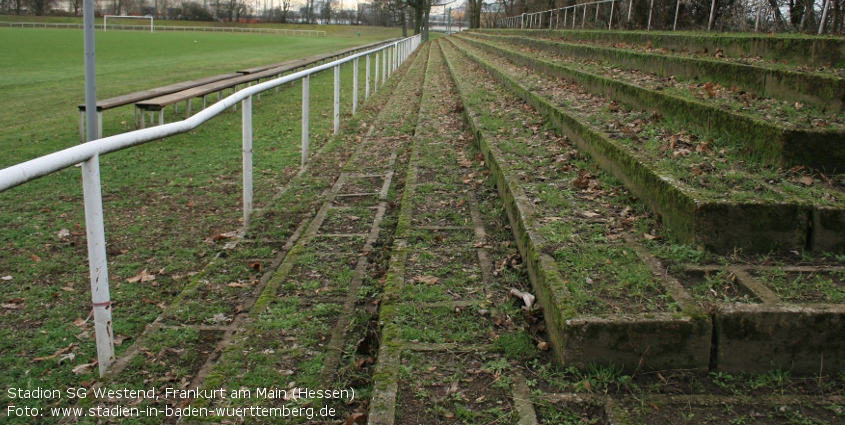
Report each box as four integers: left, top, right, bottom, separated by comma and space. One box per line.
345, 412, 367, 425
415, 275, 440, 285
127, 269, 156, 283
33, 343, 77, 363
72, 362, 96, 375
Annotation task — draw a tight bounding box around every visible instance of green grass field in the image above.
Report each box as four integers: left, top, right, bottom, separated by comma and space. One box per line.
0, 26, 401, 165
0, 25, 403, 419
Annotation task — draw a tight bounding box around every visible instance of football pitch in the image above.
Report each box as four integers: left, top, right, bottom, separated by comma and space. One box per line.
0, 26, 400, 165
0, 25, 402, 413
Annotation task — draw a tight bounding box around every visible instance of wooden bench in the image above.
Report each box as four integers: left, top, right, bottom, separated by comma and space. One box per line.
79, 38, 401, 135
135, 39, 400, 127
135, 63, 306, 126
77, 73, 240, 141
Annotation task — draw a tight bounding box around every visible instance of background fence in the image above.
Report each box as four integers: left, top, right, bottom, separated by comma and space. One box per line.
0, 21, 327, 35
497, 0, 841, 34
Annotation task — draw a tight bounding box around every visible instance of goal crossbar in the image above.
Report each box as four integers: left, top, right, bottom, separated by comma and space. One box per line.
103, 15, 154, 33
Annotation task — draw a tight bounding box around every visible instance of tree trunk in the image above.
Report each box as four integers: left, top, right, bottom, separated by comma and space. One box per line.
402, 11, 408, 37
413, 4, 424, 35
767, 0, 790, 30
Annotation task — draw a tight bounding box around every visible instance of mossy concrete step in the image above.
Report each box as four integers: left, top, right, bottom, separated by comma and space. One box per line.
441, 38, 713, 372
369, 41, 543, 424
716, 303, 845, 374
457, 34, 845, 169
476, 28, 845, 67
541, 393, 844, 424
470, 31, 845, 112
442, 36, 845, 375
448, 36, 845, 253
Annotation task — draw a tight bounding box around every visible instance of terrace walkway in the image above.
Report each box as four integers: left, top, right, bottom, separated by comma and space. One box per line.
52, 34, 845, 424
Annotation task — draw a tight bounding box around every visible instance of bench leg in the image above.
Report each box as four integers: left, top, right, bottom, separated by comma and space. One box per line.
202, 95, 207, 109
134, 106, 139, 128
186, 99, 192, 118
218, 90, 222, 102
140, 111, 146, 129
79, 110, 85, 143
175, 102, 178, 114
97, 111, 102, 139
159, 110, 164, 126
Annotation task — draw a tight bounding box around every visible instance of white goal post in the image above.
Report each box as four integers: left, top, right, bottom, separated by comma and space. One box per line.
103, 15, 154, 33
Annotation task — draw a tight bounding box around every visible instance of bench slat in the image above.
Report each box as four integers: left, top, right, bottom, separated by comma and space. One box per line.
136, 63, 309, 110
78, 73, 241, 111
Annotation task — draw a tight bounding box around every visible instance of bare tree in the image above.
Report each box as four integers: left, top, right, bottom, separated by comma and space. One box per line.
467, 0, 481, 27
28, 0, 54, 14
68, 0, 83, 15
407, 0, 450, 39
280, 0, 291, 21
11, 0, 24, 14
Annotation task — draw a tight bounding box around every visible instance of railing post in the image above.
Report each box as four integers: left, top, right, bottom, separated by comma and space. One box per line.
382, 47, 387, 83
609, 0, 615, 29
353, 57, 359, 114
582, 4, 587, 28
819, 0, 831, 34
375, 52, 379, 92
81, 154, 115, 377
708, 0, 716, 30
84, 0, 114, 379
595, 3, 600, 26
673, 0, 681, 30
333, 65, 340, 134
242, 95, 253, 227
366, 54, 371, 99
648, 0, 655, 30
302, 75, 310, 167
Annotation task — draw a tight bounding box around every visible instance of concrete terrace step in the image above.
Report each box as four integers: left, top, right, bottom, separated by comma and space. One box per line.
458, 33, 845, 169
472, 31, 845, 114
440, 36, 845, 376
447, 35, 845, 253
477, 28, 845, 67
368, 39, 543, 425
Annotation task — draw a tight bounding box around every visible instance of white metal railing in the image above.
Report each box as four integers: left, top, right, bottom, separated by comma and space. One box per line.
0, 21, 327, 36
497, 0, 833, 33
499, 0, 619, 31
0, 34, 421, 376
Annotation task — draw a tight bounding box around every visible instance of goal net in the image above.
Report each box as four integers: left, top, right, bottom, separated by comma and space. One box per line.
103, 15, 154, 33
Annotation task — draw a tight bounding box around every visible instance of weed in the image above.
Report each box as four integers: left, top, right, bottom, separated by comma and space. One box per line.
495, 332, 538, 361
